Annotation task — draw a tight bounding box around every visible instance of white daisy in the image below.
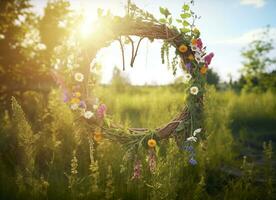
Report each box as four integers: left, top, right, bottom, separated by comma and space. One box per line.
187, 136, 197, 142
184, 73, 192, 83
193, 128, 202, 136
195, 52, 202, 63
74, 72, 84, 82
70, 103, 79, 110
191, 45, 198, 52
83, 111, 94, 119
93, 104, 98, 110
190, 86, 199, 95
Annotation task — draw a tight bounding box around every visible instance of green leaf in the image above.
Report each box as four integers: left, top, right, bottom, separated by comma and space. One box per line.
176, 19, 182, 23
182, 20, 190, 26
168, 17, 172, 24
159, 18, 167, 24
159, 7, 171, 17
183, 4, 190, 11
180, 13, 191, 19
159, 7, 166, 15
181, 28, 190, 33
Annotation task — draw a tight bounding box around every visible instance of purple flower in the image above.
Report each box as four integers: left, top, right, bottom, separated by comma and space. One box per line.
97, 104, 107, 118
79, 100, 87, 109
62, 90, 70, 103
204, 52, 214, 66
189, 157, 197, 166
186, 63, 192, 71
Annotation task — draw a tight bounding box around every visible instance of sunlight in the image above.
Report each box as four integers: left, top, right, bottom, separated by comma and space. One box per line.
79, 10, 95, 38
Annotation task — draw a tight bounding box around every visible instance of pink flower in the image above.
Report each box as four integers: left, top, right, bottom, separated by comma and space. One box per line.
97, 104, 107, 118
204, 52, 214, 66
132, 159, 142, 180
148, 149, 156, 173
196, 38, 203, 50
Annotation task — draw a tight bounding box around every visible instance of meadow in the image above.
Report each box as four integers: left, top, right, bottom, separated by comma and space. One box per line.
0, 85, 275, 199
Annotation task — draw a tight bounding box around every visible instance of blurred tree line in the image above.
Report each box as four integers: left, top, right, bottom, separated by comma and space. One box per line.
230, 28, 276, 93
0, 0, 78, 112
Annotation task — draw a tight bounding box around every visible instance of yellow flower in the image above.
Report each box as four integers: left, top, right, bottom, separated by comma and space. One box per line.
70, 98, 80, 104
188, 54, 194, 60
75, 92, 81, 98
147, 139, 157, 148
93, 131, 102, 142
200, 66, 208, 74
178, 44, 188, 53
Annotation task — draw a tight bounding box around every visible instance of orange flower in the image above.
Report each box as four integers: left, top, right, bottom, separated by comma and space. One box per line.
178, 44, 188, 53
200, 66, 208, 74
191, 38, 197, 45
147, 139, 157, 148
93, 131, 102, 142
188, 54, 194, 60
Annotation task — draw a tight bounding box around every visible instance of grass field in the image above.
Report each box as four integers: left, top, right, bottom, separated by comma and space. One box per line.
0, 85, 275, 199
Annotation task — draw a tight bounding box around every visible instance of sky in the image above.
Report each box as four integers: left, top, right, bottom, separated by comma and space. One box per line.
31, 0, 276, 85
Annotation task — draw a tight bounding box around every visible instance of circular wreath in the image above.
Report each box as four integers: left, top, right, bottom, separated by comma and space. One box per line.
52, 3, 214, 178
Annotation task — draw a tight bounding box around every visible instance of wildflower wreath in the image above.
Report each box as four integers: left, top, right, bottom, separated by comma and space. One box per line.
53, 3, 214, 177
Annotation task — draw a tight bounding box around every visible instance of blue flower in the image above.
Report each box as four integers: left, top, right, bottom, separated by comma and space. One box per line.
189, 157, 197, 166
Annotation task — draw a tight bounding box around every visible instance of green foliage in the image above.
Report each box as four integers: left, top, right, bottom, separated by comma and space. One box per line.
240, 27, 276, 92
0, 88, 276, 199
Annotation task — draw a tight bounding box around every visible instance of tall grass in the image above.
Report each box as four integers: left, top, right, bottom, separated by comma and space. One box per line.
0, 86, 275, 199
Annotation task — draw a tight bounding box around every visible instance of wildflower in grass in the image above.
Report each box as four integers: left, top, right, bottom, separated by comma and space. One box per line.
70, 97, 80, 104
70, 103, 78, 110
84, 111, 94, 119
132, 159, 142, 180
74, 72, 84, 82
200, 66, 208, 74
204, 52, 214, 66
189, 157, 197, 165
93, 131, 102, 142
97, 104, 107, 118
187, 136, 197, 142
178, 44, 188, 53
184, 73, 192, 83
148, 149, 157, 173
79, 100, 87, 109
193, 128, 202, 136
63, 91, 69, 103
147, 139, 157, 148
190, 86, 199, 95
73, 92, 81, 98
